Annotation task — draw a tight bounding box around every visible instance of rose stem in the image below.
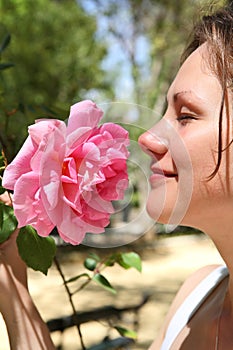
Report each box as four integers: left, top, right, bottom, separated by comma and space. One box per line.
53, 255, 86, 350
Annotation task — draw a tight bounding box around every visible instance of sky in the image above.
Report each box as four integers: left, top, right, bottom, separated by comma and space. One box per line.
79, 0, 150, 101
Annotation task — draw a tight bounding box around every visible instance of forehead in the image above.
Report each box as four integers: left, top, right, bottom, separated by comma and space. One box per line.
167, 44, 222, 105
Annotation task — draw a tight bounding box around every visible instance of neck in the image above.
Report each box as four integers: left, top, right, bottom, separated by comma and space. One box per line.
202, 224, 233, 271
194, 215, 233, 319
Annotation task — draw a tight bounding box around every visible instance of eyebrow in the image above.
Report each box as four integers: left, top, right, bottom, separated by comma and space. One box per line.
174, 90, 195, 102
165, 89, 205, 110
165, 89, 206, 116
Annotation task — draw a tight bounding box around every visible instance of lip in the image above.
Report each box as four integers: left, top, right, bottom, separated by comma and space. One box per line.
150, 166, 178, 182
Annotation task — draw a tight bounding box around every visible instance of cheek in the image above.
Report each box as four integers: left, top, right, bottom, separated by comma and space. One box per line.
184, 124, 218, 181
187, 137, 233, 208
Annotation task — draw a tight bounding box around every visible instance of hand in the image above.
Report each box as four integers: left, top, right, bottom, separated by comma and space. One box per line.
0, 192, 56, 349
0, 229, 27, 301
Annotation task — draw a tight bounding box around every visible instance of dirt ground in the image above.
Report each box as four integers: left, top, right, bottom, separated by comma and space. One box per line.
0, 233, 224, 350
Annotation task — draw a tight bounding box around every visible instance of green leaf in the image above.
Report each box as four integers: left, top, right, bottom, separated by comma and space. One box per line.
88, 252, 101, 262
114, 326, 137, 339
104, 253, 118, 267
0, 63, 14, 70
92, 273, 116, 294
0, 203, 18, 243
117, 252, 142, 272
65, 273, 90, 284
16, 226, 56, 275
84, 257, 97, 271
0, 185, 5, 195
0, 34, 11, 53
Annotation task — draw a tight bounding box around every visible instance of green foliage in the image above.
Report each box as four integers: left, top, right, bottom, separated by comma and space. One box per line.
117, 252, 142, 272
0, 33, 14, 71
114, 325, 137, 339
61, 250, 142, 342
92, 273, 116, 294
65, 273, 90, 285
84, 257, 97, 271
0, 0, 111, 107
17, 226, 56, 275
0, 202, 17, 243
66, 251, 142, 295
104, 252, 142, 272
0, 33, 11, 54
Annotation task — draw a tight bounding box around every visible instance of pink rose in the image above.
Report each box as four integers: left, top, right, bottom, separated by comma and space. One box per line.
2, 100, 129, 244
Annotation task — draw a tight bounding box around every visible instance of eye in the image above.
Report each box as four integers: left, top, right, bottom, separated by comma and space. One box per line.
177, 114, 197, 126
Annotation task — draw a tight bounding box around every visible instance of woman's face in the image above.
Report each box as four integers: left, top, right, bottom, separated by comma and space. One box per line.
138, 44, 233, 230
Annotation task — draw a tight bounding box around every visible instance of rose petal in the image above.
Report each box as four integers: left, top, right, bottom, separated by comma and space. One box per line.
2, 136, 37, 190
67, 100, 103, 134
99, 123, 129, 143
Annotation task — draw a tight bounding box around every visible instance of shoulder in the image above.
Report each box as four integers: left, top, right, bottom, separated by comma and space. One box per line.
168, 264, 224, 308
148, 264, 224, 350
164, 264, 225, 325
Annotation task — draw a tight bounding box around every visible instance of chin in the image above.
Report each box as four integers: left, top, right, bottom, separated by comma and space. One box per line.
146, 189, 189, 226
146, 198, 175, 224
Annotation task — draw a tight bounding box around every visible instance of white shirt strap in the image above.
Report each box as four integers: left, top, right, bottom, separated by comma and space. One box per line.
161, 265, 228, 350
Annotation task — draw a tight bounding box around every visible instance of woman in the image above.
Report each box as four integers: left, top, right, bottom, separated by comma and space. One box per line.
1, 4, 232, 350
138, 4, 233, 350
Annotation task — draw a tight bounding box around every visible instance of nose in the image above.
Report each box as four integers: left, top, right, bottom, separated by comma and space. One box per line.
138, 121, 169, 157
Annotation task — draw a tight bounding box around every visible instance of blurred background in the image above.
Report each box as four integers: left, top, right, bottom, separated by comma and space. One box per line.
1, 0, 227, 162
0, 0, 228, 349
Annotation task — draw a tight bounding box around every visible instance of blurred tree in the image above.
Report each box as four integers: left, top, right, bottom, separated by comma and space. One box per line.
82, 0, 227, 123
0, 0, 113, 161
0, 0, 112, 107
146, 0, 227, 114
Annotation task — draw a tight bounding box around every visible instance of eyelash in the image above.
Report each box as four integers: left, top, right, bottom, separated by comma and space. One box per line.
177, 114, 197, 126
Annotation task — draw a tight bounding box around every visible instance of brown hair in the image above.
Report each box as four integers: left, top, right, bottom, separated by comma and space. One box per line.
181, 3, 233, 178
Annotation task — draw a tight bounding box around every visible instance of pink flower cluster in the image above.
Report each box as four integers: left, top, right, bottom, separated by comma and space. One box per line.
2, 100, 129, 244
